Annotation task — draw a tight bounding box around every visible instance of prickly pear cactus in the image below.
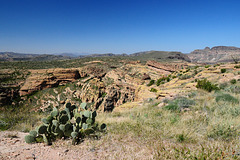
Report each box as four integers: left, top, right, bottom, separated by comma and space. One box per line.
24, 100, 107, 145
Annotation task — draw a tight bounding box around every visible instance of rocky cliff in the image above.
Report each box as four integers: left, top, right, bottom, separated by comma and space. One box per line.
1, 59, 191, 112
146, 60, 188, 72
19, 69, 81, 96
188, 46, 240, 63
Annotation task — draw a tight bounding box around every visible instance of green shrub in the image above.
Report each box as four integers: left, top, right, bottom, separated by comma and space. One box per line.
215, 93, 239, 104
177, 73, 182, 77
164, 97, 195, 112
156, 77, 167, 86
194, 66, 199, 69
196, 79, 219, 92
221, 68, 226, 73
0, 120, 9, 131
164, 103, 179, 111
234, 65, 240, 68
179, 74, 192, 80
176, 133, 188, 142
208, 124, 238, 141
166, 77, 170, 82
147, 80, 155, 86
150, 88, 157, 92
224, 85, 240, 94
230, 79, 237, 84
156, 79, 161, 86
205, 65, 210, 68
219, 82, 228, 89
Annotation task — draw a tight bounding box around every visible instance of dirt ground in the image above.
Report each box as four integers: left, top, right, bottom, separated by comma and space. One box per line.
0, 131, 152, 160
0, 131, 111, 160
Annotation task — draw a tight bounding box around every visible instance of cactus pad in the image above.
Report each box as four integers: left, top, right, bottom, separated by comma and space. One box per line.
25, 135, 35, 144
60, 115, 69, 124
80, 102, 87, 109
38, 125, 47, 134
83, 110, 91, 118
29, 130, 38, 137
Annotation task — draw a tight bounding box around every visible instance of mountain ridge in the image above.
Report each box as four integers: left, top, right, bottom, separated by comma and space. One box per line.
188, 46, 240, 63
2, 46, 240, 63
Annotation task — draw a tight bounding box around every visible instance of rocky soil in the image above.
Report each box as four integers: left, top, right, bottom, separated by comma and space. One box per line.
0, 129, 153, 160
0, 131, 107, 160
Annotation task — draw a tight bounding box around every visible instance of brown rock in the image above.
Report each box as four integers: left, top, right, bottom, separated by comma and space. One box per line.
19, 68, 81, 96
189, 46, 240, 63
141, 73, 151, 80
60, 100, 65, 104
146, 60, 188, 72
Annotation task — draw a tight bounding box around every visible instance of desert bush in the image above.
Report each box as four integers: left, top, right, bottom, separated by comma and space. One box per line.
179, 74, 192, 80
147, 80, 155, 86
224, 85, 240, 94
156, 77, 168, 86
196, 79, 219, 92
0, 120, 8, 131
205, 65, 210, 68
164, 97, 195, 112
150, 88, 157, 92
176, 133, 189, 142
215, 93, 239, 104
221, 68, 226, 73
219, 82, 228, 89
234, 65, 240, 68
208, 124, 238, 141
230, 79, 237, 84
166, 77, 170, 82
187, 91, 197, 98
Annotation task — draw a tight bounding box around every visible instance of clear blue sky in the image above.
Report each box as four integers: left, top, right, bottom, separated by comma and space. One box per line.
0, 0, 240, 54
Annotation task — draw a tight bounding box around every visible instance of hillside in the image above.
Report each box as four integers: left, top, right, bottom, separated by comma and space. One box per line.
2, 58, 240, 158
188, 46, 240, 63
2, 53, 240, 159
130, 50, 191, 62
0, 52, 73, 61
0, 50, 191, 63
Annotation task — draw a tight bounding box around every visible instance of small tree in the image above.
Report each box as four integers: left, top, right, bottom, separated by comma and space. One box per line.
196, 79, 219, 92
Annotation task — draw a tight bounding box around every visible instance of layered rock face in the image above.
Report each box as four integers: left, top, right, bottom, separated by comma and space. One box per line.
0, 87, 19, 106
19, 69, 80, 96
2, 60, 189, 112
188, 46, 240, 63
146, 60, 188, 72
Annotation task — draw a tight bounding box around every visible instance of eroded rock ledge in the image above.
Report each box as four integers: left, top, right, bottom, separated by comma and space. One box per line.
20, 69, 81, 96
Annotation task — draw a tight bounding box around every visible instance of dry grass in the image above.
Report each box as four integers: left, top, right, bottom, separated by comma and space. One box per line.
0, 104, 44, 132
94, 88, 240, 159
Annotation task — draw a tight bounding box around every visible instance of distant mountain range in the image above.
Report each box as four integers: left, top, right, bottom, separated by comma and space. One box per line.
0, 52, 73, 61
188, 46, 240, 63
1, 46, 240, 63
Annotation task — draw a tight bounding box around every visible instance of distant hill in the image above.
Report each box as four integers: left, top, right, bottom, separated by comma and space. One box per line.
0, 50, 191, 62
188, 46, 240, 63
130, 50, 191, 62
0, 52, 73, 61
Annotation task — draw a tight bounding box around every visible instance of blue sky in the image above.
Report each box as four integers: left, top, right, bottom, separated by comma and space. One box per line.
0, 0, 240, 54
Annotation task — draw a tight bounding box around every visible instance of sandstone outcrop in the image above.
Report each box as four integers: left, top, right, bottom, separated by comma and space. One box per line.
74, 78, 135, 112
146, 60, 188, 72
141, 73, 151, 80
19, 69, 80, 96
